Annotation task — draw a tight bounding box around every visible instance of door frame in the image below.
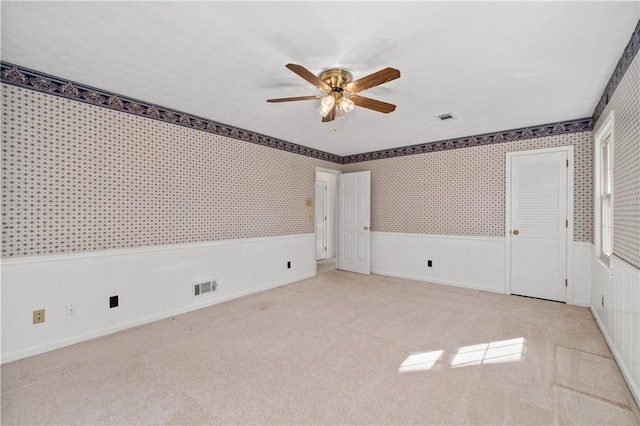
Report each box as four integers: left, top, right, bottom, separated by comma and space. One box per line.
315, 167, 341, 267
505, 145, 574, 299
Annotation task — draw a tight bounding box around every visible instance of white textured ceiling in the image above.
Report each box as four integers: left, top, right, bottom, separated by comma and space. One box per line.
1, 2, 638, 156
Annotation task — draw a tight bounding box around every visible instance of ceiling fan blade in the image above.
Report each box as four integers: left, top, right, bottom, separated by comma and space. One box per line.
343, 67, 400, 93
286, 64, 332, 92
350, 95, 396, 113
322, 106, 336, 122
267, 95, 323, 103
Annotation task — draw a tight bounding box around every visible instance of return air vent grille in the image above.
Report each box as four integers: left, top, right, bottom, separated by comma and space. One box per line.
193, 280, 217, 298
437, 113, 455, 121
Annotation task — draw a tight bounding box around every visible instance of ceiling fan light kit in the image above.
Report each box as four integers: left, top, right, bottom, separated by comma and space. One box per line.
317, 94, 335, 117
267, 63, 400, 123
339, 97, 355, 112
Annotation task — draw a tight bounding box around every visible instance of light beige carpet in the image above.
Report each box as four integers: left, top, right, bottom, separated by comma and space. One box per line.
2, 267, 639, 425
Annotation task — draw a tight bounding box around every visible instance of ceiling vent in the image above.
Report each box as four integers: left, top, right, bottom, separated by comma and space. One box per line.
437, 113, 455, 121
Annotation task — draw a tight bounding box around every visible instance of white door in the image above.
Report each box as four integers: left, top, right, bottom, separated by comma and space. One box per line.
338, 171, 371, 274
509, 150, 568, 302
315, 181, 327, 260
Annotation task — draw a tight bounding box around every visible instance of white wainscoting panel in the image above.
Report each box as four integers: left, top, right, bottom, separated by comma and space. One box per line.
370, 232, 506, 293
591, 255, 640, 406
1, 234, 315, 363
571, 242, 593, 306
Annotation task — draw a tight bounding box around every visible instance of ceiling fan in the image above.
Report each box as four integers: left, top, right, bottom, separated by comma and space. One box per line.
267, 63, 400, 122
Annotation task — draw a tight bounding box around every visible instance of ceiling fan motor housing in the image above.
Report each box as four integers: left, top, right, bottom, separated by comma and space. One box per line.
319, 69, 353, 92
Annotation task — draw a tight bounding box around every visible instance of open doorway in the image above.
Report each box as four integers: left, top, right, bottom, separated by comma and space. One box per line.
315, 168, 339, 272
315, 180, 328, 260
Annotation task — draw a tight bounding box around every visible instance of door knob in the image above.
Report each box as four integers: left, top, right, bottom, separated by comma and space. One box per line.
364, 226, 369, 231
512, 229, 519, 235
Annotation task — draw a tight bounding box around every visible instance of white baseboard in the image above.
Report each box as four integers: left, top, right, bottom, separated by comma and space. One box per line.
370, 234, 591, 306
569, 301, 590, 308
590, 255, 640, 409
591, 305, 640, 409
370, 232, 506, 294
371, 269, 503, 294
2, 271, 315, 364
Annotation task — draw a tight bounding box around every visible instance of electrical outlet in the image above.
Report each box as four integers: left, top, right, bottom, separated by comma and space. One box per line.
601, 295, 605, 308
33, 309, 45, 324
427, 260, 433, 268
109, 295, 119, 309
66, 304, 76, 317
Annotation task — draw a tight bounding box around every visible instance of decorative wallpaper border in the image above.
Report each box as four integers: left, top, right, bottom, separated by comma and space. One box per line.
0, 61, 594, 165
0, 62, 342, 164
340, 118, 593, 164
592, 20, 640, 123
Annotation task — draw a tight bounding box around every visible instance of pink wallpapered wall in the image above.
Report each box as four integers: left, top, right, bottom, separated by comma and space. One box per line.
1, 85, 338, 257
594, 52, 640, 268
343, 132, 593, 242
2, 82, 606, 259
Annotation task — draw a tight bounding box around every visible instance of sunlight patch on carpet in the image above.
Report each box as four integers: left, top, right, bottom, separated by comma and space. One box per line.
451, 337, 525, 368
398, 350, 444, 373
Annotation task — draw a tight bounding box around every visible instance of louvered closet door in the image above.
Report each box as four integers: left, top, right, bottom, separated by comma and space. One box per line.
510, 151, 567, 302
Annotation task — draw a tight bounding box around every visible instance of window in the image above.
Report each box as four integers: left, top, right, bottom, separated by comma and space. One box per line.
595, 111, 614, 259
600, 134, 612, 257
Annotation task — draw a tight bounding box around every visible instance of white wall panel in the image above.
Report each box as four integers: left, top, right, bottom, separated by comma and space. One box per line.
372, 233, 591, 305
0, 234, 315, 363
370, 232, 506, 294
571, 242, 592, 306
591, 255, 640, 407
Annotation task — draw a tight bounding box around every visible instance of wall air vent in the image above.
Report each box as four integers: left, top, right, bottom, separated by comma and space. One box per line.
193, 280, 217, 298
437, 113, 455, 121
